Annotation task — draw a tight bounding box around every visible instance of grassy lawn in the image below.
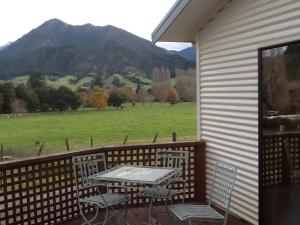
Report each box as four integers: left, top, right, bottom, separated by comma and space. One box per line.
0, 103, 196, 158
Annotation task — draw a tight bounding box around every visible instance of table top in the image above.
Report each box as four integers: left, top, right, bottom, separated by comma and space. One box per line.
89, 165, 181, 186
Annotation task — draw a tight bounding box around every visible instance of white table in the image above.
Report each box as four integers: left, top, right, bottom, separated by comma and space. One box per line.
89, 165, 181, 225
89, 165, 181, 187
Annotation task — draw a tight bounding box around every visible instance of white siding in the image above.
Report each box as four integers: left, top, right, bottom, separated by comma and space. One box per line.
197, 0, 300, 224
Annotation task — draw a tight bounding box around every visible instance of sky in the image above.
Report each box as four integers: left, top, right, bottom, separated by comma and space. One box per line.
0, 0, 191, 51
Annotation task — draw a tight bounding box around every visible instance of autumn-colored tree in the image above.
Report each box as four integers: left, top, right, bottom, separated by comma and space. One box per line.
122, 86, 134, 102
167, 88, 179, 105
89, 86, 108, 110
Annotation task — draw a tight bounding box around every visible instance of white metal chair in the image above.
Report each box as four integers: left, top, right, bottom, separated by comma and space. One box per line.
169, 161, 237, 225
139, 149, 189, 224
72, 153, 129, 225
283, 138, 300, 183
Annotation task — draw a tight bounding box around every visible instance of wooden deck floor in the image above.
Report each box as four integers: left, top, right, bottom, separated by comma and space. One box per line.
263, 184, 300, 225
58, 205, 251, 225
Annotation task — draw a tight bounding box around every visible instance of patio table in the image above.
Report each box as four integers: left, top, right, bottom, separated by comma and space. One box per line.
89, 164, 182, 225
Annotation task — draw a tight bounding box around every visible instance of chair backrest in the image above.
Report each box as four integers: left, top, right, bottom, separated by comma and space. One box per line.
72, 153, 106, 191
155, 149, 189, 177
208, 161, 237, 211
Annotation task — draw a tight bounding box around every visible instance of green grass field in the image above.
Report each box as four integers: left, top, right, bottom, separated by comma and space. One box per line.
0, 103, 196, 158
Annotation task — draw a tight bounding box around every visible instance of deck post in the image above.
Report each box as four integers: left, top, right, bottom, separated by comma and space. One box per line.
194, 142, 206, 202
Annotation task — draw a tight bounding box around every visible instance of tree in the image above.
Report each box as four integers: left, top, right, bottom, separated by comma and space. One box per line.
151, 67, 172, 102
10, 99, 28, 114
27, 74, 47, 89
167, 88, 179, 105
15, 84, 39, 112
34, 86, 52, 112
78, 89, 89, 107
0, 83, 16, 113
175, 68, 196, 102
89, 86, 108, 110
136, 85, 148, 104
93, 75, 105, 88
122, 86, 134, 102
108, 89, 126, 109
112, 76, 123, 87
55, 86, 81, 111
0, 94, 3, 111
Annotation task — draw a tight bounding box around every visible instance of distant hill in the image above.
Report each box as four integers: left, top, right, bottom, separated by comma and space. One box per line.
0, 19, 194, 80
177, 47, 196, 61
0, 42, 11, 52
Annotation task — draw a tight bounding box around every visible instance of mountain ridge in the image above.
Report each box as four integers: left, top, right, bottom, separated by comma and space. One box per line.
0, 19, 194, 80
169, 47, 196, 61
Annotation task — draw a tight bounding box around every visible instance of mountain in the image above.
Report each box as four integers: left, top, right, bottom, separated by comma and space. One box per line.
0, 42, 11, 52
177, 47, 196, 61
0, 19, 194, 80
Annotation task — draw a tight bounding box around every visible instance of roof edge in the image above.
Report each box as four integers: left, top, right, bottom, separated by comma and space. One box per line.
151, 0, 190, 44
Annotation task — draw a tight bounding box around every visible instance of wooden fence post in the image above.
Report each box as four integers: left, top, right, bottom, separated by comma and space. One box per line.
37, 142, 45, 156
194, 142, 206, 202
123, 135, 128, 145
65, 138, 70, 151
0, 144, 3, 162
153, 132, 158, 143
91, 137, 93, 148
172, 132, 177, 142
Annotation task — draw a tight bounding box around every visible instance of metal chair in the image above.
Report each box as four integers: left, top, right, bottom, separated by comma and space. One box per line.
169, 161, 237, 225
72, 153, 129, 225
283, 138, 300, 183
139, 149, 189, 224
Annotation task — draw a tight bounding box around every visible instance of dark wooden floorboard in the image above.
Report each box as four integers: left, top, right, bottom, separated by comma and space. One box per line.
58, 205, 251, 225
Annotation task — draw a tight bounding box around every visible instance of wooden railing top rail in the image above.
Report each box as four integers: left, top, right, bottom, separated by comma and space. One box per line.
0, 141, 205, 169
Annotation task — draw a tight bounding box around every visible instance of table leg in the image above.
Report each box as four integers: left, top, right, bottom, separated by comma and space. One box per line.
148, 196, 155, 225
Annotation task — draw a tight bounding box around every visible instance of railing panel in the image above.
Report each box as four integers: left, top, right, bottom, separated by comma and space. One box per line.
262, 133, 300, 187
0, 141, 205, 225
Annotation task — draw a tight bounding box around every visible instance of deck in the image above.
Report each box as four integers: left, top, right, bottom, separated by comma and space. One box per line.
58, 205, 251, 225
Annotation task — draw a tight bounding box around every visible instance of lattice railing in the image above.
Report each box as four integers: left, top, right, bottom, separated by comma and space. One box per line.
262, 133, 300, 187
0, 141, 205, 225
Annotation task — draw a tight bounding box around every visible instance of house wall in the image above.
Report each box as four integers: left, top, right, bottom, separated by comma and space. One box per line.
196, 0, 300, 224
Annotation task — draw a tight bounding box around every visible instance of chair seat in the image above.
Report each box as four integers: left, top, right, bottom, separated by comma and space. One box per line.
139, 187, 182, 199
80, 193, 128, 208
169, 204, 225, 221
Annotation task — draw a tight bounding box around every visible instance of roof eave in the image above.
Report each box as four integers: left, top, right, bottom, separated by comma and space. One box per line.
152, 0, 228, 44
151, 0, 190, 44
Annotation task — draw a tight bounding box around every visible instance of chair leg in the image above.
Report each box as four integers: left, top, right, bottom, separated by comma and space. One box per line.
182, 184, 186, 204
102, 206, 109, 225
79, 203, 100, 225
164, 198, 169, 215
171, 214, 177, 224
124, 201, 128, 219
